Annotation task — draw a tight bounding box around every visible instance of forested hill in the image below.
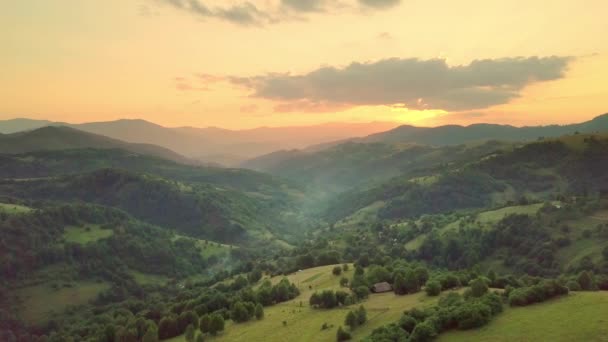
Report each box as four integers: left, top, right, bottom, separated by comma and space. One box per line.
0, 126, 191, 164
323, 134, 608, 223
242, 113, 608, 176
241, 140, 513, 192
0, 148, 300, 196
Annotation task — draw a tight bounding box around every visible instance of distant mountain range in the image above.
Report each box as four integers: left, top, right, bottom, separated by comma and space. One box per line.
0, 118, 398, 165
0, 126, 191, 164
309, 113, 608, 149
242, 114, 608, 189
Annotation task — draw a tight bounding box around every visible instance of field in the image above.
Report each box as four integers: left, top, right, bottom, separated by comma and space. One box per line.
0, 202, 32, 214
62, 224, 114, 244
15, 281, 110, 325
167, 264, 451, 342
130, 270, 170, 286
439, 292, 608, 342
171, 234, 234, 258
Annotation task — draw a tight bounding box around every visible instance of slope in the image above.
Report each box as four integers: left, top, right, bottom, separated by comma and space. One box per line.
0, 126, 190, 164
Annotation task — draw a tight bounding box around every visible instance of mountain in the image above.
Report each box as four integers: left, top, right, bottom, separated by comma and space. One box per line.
0, 118, 59, 134
323, 133, 608, 223
361, 113, 608, 145
241, 114, 608, 185
0, 126, 191, 164
241, 140, 515, 193
0, 118, 398, 165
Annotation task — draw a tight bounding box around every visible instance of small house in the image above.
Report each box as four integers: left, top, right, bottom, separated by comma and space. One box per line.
371, 282, 392, 293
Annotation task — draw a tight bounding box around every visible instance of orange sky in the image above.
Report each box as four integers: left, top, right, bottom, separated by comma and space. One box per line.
1, 0, 607, 129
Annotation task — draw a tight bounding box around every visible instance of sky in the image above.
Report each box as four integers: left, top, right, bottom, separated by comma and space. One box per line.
1, 0, 607, 129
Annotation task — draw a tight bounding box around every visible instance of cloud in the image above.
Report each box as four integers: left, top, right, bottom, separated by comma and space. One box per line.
281, 0, 327, 12
158, 0, 269, 25
230, 56, 573, 112
359, 0, 401, 9
156, 0, 401, 25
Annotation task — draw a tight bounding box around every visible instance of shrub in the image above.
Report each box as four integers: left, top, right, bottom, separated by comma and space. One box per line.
410, 321, 436, 342
336, 326, 351, 341
566, 280, 581, 291
454, 302, 492, 330
425, 280, 441, 296
333, 266, 343, 276
577, 271, 595, 291
469, 278, 489, 298
340, 277, 349, 287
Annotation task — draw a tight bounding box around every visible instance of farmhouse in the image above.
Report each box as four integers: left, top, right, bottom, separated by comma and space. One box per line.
371, 282, 393, 293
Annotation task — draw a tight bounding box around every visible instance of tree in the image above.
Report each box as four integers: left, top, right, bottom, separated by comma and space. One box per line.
342, 264, 349, 272
254, 303, 264, 320
470, 278, 488, 298
142, 325, 159, 342
158, 316, 178, 339
340, 277, 349, 287
336, 326, 352, 341
345, 311, 358, 330
577, 271, 595, 290
404, 269, 420, 293
185, 324, 195, 342
199, 315, 210, 334
333, 266, 342, 276
425, 280, 441, 296
231, 302, 251, 323
356, 305, 367, 325
394, 274, 407, 295
410, 322, 436, 342
208, 314, 224, 335
414, 267, 429, 285
248, 268, 263, 284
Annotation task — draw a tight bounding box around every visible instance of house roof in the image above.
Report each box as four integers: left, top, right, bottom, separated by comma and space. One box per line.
372, 282, 392, 292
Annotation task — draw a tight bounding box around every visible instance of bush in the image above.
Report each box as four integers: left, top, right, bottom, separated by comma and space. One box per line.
469, 278, 489, 298
333, 266, 343, 276
410, 321, 436, 342
336, 326, 351, 341
340, 277, 349, 287
425, 280, 441, 296
566, 280, 581, 291
454, 302, 492, 329
577, 271, 595, 291
398, 315, 417, 333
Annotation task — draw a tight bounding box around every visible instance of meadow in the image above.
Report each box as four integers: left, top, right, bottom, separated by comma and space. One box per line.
167, 264, 452, 342
439, 292, 608, 342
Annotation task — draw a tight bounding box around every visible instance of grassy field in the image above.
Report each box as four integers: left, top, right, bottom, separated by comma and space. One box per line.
439, 292, 608, 342
130, 270, 170, 286
0, 202, 32, 214
171, 234, 234, 258
62, 224, 114, 244
16, 281, 110, 325
166, 264, 451, 342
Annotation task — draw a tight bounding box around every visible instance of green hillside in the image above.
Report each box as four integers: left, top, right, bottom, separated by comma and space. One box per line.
439, 292, 608, 342
0, 126, 190, 163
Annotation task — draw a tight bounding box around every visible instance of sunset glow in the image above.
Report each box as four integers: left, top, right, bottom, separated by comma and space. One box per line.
1, 0, 607, 129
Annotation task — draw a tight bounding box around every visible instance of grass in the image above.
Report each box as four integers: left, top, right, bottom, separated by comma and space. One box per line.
439, 292, 608, 342
63, 225, 113, 244
130, 270, 170, 286
171, 234, 234, 258
476, 203, 545, 225
166, 264, 452, 342
336, 201, 385, 228
16, 281, 110, 325
0, 202, 32, 214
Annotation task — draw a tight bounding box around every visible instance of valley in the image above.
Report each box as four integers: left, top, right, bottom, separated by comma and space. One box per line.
1, 117, 608, 342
